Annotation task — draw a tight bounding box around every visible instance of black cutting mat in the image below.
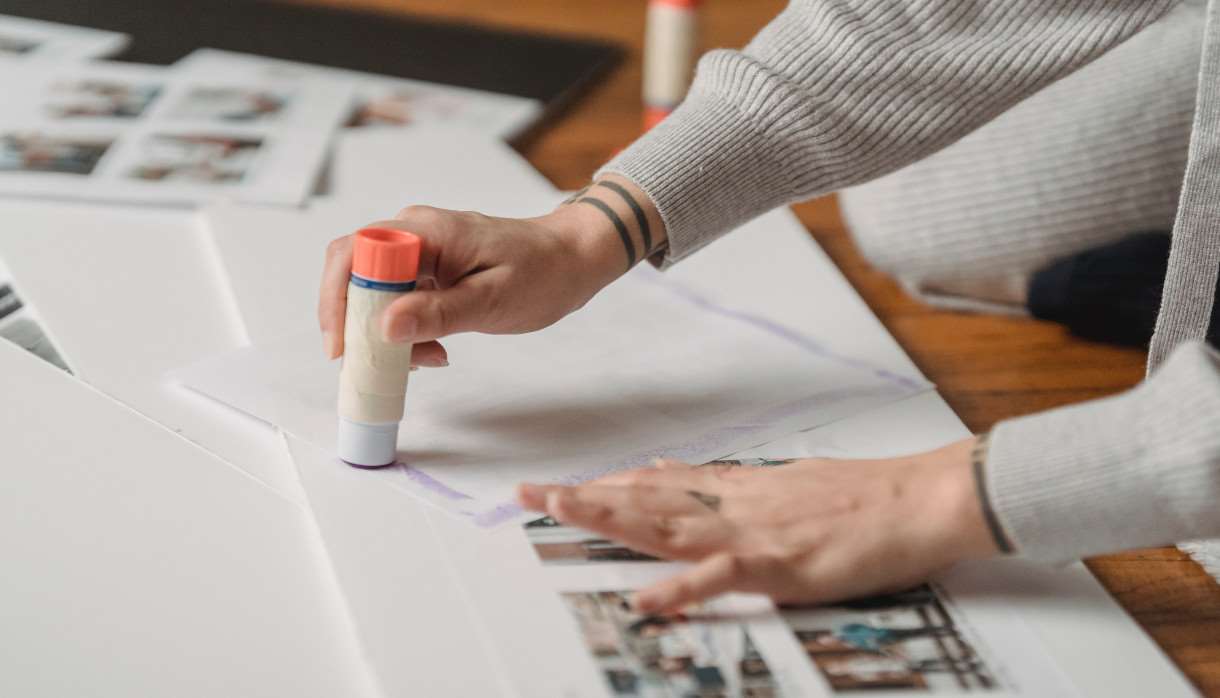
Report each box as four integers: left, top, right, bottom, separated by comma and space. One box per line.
2, 0, 622, 105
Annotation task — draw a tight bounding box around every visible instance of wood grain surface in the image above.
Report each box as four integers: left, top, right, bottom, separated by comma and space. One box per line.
292, 0, 1220, 692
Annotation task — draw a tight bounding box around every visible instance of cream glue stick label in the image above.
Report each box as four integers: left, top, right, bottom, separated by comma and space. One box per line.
337, 227, 422, 467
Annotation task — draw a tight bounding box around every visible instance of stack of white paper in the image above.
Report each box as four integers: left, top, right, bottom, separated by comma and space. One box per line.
0, 340, 376, 698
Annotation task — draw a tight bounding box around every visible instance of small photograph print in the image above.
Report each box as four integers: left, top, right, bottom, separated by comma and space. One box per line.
783, 585, 996, 693
0, 284, 70, 372
127, 133, 261, 185
563, 590, 783, 697
0, 132, 112, 175
525, 516, 660, 565
170, 87, 292, 123
44, 80, 162, 119
0, 34, 40, 56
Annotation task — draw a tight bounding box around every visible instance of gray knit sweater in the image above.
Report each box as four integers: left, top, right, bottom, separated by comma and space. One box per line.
602, 0, 1220, 564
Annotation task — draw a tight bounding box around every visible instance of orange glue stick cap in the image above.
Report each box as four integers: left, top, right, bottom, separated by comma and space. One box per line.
352, 227, 421, 283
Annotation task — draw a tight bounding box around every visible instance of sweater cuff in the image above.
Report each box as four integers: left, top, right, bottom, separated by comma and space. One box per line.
984, 341, 1220, 563
597, 52, 801, 269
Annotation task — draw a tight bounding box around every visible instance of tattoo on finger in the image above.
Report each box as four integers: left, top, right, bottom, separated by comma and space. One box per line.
686, 490, 722, 512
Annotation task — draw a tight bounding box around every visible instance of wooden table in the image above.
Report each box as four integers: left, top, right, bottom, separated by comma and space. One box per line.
299, 0, 1220, 692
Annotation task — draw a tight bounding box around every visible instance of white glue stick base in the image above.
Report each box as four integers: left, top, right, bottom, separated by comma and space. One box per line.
337, 418, 400, 468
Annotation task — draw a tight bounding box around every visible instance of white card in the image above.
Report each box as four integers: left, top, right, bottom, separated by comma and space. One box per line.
0, 340, 375, 698
0, 61, 352, 206
0, 199, 304, 501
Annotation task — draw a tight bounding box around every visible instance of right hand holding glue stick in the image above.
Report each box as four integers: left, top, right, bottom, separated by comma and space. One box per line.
319, 176, 669, 458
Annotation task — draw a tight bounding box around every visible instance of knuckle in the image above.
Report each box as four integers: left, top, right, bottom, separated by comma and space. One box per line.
618, 470, 649, 487
721, 553, 748, 581
431, 296, 452, 336
398, 205, 447, 228
625, 485, 655, 509
651, 515, 678, 541
668, 577, 695, 602
325, 236, 349, 260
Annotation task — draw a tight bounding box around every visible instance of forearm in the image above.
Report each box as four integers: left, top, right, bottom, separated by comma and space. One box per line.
601, 0, 1178, 267
983, 340, 1220, 563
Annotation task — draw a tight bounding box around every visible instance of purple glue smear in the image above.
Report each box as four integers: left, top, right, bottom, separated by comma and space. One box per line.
636, 270, 926, 392
395, 462, 472, 501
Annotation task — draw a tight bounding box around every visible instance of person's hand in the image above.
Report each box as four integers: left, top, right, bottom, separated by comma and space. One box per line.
318, 175, 664, 365
517, 437, 1000, 613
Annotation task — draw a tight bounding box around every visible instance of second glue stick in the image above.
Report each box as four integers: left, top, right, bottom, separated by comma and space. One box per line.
337, 227, 422, 468
643, 0, 700, 131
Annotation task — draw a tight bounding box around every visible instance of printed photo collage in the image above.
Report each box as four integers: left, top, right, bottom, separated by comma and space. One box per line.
176, 49, 544, 141
518, 459, 1029, 697
0, 60, 353, 206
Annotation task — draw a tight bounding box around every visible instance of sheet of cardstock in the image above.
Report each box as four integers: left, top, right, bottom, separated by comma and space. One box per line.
327, 126, 559, 202
0, 340, 376, 698
179, 260, 927, 526
0, 14, 127, 60
284, 435, 510, 698
0, 60, 352, 206
0, 199, 304, 502
177, 48, 543, 140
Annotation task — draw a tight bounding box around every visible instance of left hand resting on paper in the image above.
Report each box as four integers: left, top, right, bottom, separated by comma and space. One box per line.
517, 436, 999, 613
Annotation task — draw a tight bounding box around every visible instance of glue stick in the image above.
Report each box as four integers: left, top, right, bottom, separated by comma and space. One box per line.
337, 227, 421, 468
643, 0, 700, 131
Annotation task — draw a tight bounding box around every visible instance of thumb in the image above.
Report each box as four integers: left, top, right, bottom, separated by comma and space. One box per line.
380, 278, 493, 345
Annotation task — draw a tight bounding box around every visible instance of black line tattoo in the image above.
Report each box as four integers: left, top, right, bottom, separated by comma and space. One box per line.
577, 197, 637, 269
596, 181, 652, 252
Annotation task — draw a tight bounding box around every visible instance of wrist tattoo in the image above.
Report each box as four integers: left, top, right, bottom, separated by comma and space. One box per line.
970, 432, 1014, 554
576, 196, 637, 270
597, 181, 653, 252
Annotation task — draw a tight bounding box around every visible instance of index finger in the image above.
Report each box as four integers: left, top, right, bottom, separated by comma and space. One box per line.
319, 235, 354, 359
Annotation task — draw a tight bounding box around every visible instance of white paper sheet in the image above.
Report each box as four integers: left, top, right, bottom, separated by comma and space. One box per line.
179, 262, 926, 525
0, 60, 352, 206
0, 199, 304, 501
0, 340, 376, 698
177, 48, 543, 141
0, 14, 127, 60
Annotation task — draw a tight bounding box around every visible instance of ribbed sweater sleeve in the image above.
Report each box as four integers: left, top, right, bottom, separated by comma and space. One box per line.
599, 0, 1179, 267
985, 341, 1220, 562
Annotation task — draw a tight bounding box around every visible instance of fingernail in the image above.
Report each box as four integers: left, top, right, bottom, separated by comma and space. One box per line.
545, 489, 567, 519
409, 366, 419, 372
517, 483, 544, 508
437, 359, 449, 367
384, 316, 417, 343
323, 331, 338, 359
632, 592, 658, 613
